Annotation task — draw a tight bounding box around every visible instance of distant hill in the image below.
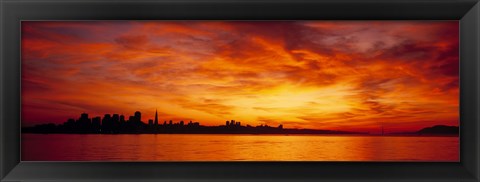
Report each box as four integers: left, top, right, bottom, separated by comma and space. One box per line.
417, 125, 459, 135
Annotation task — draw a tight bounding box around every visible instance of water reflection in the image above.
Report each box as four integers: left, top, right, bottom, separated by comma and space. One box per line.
21, 134, 459, 161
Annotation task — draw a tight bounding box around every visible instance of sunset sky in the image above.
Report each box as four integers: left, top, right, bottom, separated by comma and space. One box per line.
21, 21, 459, 133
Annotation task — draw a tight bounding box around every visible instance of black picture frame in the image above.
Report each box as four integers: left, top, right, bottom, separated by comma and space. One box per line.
1, 0, 479, 181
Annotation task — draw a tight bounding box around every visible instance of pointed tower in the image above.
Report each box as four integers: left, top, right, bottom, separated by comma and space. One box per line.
154, 109, 159, 126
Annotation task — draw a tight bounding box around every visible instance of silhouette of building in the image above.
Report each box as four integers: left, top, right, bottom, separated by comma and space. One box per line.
62, 118, 75, 132
80, 113, 88, 121
154, 109, 159, 126
92, 117, 101, 132
120, 115, 125, 123
74, 113, 91, 133
134, 111, 141, 123
102, 114, 112, 133
112, 114, 120, 131
112, 114, 119, 123
148, 119, 153, 126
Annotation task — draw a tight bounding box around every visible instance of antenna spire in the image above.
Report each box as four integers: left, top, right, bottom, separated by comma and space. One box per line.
154, 109, 158, 125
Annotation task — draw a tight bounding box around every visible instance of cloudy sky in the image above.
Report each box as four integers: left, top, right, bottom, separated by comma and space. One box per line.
21, 21, 459, 133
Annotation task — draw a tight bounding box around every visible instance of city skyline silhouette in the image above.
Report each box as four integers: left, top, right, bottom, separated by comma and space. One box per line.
22, 109, 358, 134
22, 109, 458, 135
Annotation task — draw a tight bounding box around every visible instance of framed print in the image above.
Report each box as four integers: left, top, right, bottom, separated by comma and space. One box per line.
1, 0, 479, 181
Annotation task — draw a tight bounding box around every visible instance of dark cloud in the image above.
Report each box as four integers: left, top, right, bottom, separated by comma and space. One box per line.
115, 35, 149, 50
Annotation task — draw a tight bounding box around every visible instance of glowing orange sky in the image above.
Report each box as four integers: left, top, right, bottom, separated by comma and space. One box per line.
21, 21, 459, 133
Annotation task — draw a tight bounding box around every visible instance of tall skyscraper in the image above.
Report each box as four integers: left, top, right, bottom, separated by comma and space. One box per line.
120, 115, 125, 123
112, 114, 120, 124
134, 111, 141, 123
80, 113, 88, 120
154, 109, 158, 126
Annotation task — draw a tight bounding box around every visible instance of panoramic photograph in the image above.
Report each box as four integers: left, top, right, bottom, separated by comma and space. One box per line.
21, 21, 459, 161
